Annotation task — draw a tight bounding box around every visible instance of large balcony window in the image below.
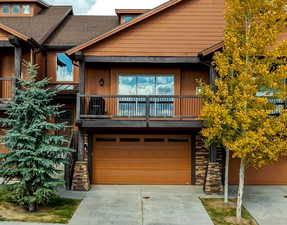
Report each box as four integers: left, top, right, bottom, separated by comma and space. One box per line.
56, 53, 73, 82
118, 75, 175, 117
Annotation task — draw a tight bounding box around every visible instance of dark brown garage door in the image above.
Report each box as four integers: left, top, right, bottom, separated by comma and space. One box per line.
229, 157, 287, 185
92, 135, 192, 185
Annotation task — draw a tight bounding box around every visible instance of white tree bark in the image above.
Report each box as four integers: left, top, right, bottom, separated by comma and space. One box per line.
236, 159, 246, 223
224, 148, 230, 204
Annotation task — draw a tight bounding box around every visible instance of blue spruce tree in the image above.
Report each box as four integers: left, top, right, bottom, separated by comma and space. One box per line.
0, 63, 72, 212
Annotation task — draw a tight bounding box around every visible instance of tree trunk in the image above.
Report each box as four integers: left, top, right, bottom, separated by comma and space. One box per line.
28, 202, 37, 212
236, 159, 246, 223
224, 148, 230, 204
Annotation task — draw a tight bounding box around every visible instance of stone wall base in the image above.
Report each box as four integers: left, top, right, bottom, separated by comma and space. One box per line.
71, 161, 90, 191
204, 162, 223, 194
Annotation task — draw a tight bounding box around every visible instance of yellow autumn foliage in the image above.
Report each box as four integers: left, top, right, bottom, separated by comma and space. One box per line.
200, 0, 287, 169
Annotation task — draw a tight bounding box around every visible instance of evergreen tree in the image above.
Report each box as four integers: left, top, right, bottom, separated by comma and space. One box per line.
0, 63, 72, 212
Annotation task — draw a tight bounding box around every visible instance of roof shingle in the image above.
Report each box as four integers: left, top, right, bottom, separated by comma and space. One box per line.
45, 15, 119, 47
0, 6, 72, 44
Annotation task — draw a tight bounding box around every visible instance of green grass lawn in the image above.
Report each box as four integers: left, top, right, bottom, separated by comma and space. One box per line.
201, 198, 258, 225
0, 185, 81, 224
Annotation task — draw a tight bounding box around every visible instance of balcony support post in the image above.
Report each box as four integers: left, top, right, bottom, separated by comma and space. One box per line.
209, 64, 217, 91
78, 130, 84, 161
15, 46, 22, 79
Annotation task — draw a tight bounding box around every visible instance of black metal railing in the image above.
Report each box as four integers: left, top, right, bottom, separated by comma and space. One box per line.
0, 77, 15, 104
77, 94, 203, 120
269, 98, 286, 116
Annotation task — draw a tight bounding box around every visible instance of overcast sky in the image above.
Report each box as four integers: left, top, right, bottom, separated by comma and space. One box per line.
45, 0, 169, 15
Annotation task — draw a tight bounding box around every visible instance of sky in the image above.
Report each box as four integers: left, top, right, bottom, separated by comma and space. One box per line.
45, 0, 169, 15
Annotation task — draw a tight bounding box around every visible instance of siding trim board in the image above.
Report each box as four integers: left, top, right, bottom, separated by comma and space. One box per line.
83, 56, 200, 64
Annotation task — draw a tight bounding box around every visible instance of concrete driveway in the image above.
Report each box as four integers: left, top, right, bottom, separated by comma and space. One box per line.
235, 185, 287, 225
68, 185, 213, 225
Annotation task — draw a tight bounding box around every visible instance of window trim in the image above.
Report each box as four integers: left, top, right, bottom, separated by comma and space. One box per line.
118, 74, 175, 96
56, 53, 74, 82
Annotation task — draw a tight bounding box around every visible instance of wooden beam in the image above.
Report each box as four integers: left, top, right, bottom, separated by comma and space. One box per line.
79, 119, 203, 128
0, 41, 13, 47
83, 56, 201, 64
79, 60, 85, 95
209, 143, 217, 162
14, 45, 22, 78
191, 133, 197, 185
78, 130, 84, 161
209, 65, 217, 90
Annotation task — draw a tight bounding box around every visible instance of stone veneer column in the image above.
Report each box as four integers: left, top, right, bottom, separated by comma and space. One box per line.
195, 133, 224, 194
71, 161, 90, 191
204, 162, 223, 194
72, 133, 90, 191
195, 134, 209, 185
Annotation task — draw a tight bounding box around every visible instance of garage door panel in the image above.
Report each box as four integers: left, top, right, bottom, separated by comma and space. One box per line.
92, 135, 192, 185
94, 159, 191, 169
94, 169, 191, 185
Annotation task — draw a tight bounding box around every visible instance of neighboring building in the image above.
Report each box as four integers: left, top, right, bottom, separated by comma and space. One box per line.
0, 0, 286, 192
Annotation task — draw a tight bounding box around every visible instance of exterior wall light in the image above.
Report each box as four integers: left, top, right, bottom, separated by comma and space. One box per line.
99, 78, 105, 87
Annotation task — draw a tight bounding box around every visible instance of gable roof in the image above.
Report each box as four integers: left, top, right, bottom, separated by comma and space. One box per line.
66, 0, 185, 55
45, 15, 119, 48
0, 6, 72, 45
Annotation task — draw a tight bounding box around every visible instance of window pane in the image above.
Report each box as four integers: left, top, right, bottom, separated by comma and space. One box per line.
123, 16, 134, 23
23, 5, 30, 14
137, 76, 156, 95
2, 5, 9, 14
156, 76, 174, 95
56, 53, 73, 81
12, 5, 20, 14
118, 76, 136, 95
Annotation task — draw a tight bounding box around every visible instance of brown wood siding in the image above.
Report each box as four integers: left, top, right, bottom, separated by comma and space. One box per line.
229, 157, 287, 185
0, 28, 9, 40
92, 134, 192, 184
0, 49, 14, 99
46, 51, 79, 84
83, 0, 224, 57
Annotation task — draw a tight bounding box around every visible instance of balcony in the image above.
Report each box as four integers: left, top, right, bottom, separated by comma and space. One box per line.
76, 95, 203, 128
0, 77, 15, 108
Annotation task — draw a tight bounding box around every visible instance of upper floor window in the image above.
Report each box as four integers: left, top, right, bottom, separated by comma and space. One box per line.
12, 5, 20, 14
23, 5, 30, 14
56, 53, 73, 82
123, 15, 135, 23
1, 5, 9, 14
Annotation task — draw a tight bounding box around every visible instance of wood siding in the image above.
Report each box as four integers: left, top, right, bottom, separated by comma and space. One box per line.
0, 28, 9, 41
83, 0, 224, 57
46, 51, 79, 84
92, 134, 192, 184
229, 157, 287, 185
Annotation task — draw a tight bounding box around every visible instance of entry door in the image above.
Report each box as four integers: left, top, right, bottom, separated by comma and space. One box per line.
92, 135, 192, 185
